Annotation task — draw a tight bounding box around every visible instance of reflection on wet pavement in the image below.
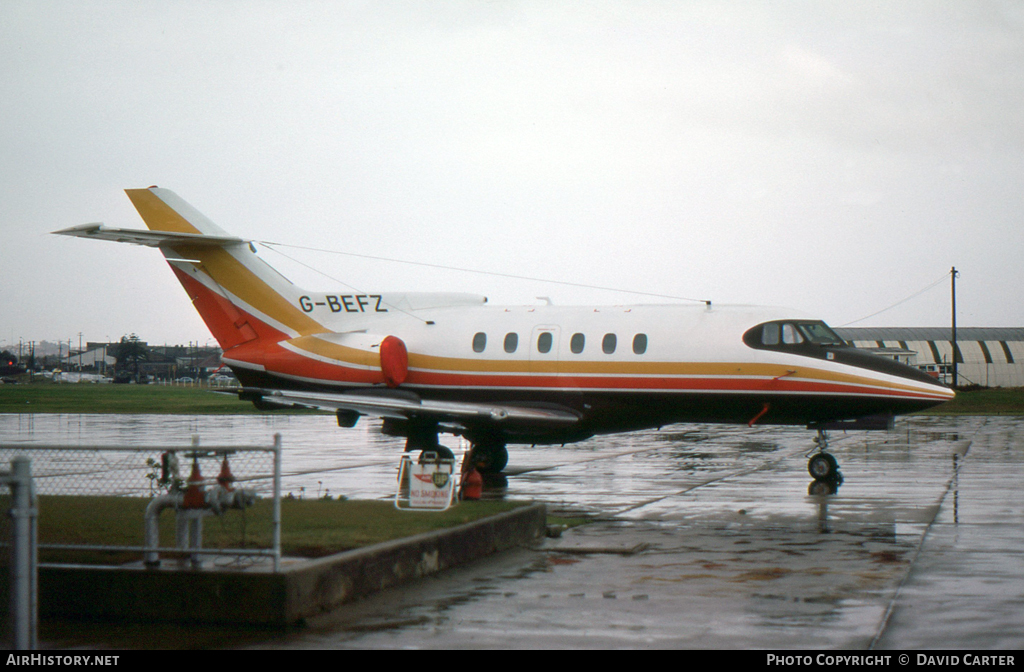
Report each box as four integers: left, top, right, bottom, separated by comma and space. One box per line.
4, 414, 1022, 649
279, 416, 1022, 650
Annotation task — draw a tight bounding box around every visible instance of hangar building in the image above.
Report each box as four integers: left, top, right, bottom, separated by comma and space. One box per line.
835, 327, 1024, 388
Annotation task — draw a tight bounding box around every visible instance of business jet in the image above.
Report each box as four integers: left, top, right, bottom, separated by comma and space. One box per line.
55, 187, 954, 482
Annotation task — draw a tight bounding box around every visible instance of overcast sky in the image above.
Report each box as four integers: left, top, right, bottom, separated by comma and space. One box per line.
2, 1, 1022, 350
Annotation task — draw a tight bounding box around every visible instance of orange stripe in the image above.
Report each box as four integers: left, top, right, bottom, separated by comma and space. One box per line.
175, 246, 327, 337
403, 371, 947, 399
270, 343, 949, 400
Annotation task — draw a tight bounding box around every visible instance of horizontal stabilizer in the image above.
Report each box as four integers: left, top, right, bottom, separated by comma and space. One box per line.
53, 223, 246, 248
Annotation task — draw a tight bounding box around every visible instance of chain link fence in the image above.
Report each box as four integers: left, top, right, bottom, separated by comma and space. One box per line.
0, 435, 281, 572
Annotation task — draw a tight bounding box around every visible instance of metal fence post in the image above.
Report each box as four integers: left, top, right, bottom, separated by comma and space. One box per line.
7, 456, 38, 650
273, 433, 282, 572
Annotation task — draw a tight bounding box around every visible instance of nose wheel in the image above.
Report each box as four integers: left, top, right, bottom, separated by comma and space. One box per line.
807, 430, 843, 483
808, 452, 839, 480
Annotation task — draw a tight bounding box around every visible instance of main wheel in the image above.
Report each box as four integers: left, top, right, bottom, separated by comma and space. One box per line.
470, 441, 508, 473
808, 452, 839, 481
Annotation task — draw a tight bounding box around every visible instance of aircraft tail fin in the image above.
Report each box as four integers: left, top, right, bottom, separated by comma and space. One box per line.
55, 187, 327, 352
125, 187, 234, 237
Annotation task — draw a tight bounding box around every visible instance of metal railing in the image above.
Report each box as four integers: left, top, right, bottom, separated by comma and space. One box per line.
0, 435, 281, 573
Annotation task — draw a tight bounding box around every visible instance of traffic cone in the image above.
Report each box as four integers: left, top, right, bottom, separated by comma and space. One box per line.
182, 460, 205, 509
462, 468, 483, 501
217, 456, 235, 491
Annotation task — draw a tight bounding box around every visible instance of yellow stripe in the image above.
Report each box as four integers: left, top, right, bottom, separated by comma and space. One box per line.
177, 246, 328, 337
284, 339, 945, 397
408, 354, 948, 397
125, 188, 325, 336
125, 189, 200, 234
286, 335, 380, 368
408, 354, 858, 387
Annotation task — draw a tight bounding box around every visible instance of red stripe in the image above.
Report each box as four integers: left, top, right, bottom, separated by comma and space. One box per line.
174, 268, 289, 348
262, 351, 942, 400
404, 371, 943, 399
179, 284, 945, 403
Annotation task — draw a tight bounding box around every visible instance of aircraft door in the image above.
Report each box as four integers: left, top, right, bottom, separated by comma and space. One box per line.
530, 325, 561, 377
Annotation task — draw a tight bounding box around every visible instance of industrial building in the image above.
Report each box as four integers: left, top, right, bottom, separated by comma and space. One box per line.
835, 327, 1024, 388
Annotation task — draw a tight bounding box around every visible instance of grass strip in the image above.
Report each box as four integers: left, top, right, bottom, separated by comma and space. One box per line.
915, 386, 1024, 416
7, 495, 528, 565
0, 382, 317, 414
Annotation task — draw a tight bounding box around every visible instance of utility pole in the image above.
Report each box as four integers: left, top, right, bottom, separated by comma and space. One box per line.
951, 266, 959, 388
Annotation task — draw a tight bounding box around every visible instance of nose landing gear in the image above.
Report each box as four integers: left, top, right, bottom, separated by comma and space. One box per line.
807, 430, 843, 484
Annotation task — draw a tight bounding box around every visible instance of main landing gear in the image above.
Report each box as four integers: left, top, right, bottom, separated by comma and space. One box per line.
402, 423, 455, 462
400, 422, 507, 474
807, 429, 843, 485
467, 439, 508, 474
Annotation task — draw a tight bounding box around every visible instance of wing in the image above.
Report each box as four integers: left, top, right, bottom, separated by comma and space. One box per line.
236, 387, 581, 432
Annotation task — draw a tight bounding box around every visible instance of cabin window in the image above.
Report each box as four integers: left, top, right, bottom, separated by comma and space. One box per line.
602, 333, 617, 354
632, 333, 648, 355
472, 332, 486, 353
570, 333, 585, 354
504, 333, 519, 353
537, 332, 553, 354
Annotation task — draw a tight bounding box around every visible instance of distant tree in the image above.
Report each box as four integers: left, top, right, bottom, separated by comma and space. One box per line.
111, 334, 149, 383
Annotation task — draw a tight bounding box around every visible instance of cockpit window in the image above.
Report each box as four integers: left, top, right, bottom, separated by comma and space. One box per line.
782, 323, 804, 345
796, 321, 844, 345
745, 320, 844, 351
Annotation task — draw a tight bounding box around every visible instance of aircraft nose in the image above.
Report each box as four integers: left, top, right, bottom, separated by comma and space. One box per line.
892, 358, 957, 395
827, 346, 956, 411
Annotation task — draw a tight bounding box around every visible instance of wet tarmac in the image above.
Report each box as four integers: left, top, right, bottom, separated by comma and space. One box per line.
266, 416, 1024, 650
5, 414, 1023, 649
